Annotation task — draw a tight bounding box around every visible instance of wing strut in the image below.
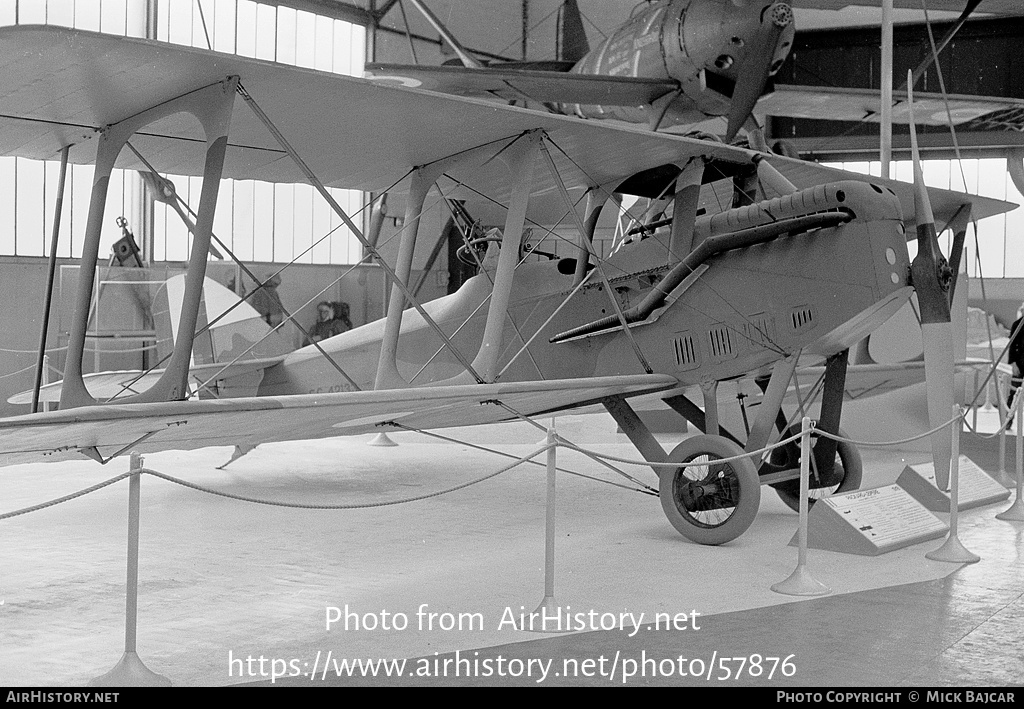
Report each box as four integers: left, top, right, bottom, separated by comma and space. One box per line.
571, 189, 604, 287
538, 136, 654, 374
32, 145, 69, 414
61, 78, 238, 409
439, 132, 545, 384
128, 150, 363, 393
235, 81, 486, 385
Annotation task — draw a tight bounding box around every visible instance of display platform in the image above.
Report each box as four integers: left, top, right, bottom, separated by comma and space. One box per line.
0, 414, 1019, 686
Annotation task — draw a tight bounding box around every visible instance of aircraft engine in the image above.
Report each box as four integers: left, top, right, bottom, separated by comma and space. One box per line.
569, 0, 794, 136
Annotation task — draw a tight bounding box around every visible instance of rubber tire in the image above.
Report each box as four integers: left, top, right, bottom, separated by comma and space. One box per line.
659, 434, 761, 546
771, 426, 863, 513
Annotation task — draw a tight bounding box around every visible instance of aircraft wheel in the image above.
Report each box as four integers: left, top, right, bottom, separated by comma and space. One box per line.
659, 434, 760, 545
769, 426, 863, 512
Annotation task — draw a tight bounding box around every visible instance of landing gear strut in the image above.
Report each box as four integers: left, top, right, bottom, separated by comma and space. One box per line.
763, 424, 863, 512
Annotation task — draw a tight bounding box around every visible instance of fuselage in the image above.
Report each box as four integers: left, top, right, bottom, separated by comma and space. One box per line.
257, 180, 912, 399
565, 0, 794, 129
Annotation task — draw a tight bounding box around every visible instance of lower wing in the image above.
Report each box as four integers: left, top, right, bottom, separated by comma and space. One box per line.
0, 374, 677, 467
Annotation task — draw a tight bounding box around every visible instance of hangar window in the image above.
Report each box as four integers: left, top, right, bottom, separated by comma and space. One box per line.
0, 0, 367, 266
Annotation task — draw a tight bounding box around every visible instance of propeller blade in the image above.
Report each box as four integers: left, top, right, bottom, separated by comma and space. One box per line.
907, 71, 955, 490
725, 2, 792, 141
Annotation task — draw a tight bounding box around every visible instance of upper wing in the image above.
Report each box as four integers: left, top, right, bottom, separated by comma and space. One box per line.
3, 26, 1013, 224
364, 63, 678, 107
0, 25, 755, 203
0, 374, 677, 468
364, 65, 1024, 131
760, 84, 1024, 126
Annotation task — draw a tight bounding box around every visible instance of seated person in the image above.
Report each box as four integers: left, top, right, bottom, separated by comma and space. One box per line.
332, 301, 353, 332
307, 301, 345, 344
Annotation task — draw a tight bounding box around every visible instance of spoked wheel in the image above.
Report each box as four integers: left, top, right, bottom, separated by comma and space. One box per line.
659, 434, 760, 545
767, 425, 863, 512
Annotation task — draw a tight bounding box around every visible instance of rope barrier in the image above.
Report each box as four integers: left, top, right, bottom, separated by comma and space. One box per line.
0, 445, 552, 520
810, 412, 964, 448
0, 472, 132, 520
550, 430, 806, 469
139, 445, 549, 509
0, 392, 1007, 523
389, 423, 655, 494
0, 363, 41, 380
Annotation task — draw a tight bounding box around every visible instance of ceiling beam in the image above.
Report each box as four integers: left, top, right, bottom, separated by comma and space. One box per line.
375, 0, 402, 20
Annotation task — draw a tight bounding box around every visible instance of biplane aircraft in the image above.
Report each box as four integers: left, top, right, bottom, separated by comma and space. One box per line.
366, 0, 1024, 141
0, 18, 1013, 546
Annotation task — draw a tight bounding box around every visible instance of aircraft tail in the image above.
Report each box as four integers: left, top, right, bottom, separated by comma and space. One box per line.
558, 0, 589, 63
10, 276, 292, 406
159, 275, 295, 366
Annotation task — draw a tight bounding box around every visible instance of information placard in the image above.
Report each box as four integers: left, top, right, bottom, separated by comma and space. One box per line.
790, 484, 948, 556
897, 455, 1011, 512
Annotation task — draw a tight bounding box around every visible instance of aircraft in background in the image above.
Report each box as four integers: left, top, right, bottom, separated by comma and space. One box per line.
365, 0, 1024, 142
0, 25, 1013, 545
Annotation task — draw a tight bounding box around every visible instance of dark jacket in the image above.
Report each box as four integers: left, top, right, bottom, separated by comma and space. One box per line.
1010, 316, 1024, 369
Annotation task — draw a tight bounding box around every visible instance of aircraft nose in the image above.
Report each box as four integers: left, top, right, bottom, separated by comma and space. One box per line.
767, 2, 794, 28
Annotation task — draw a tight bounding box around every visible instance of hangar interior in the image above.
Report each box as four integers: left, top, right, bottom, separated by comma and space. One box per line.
1, 0, 1023, 688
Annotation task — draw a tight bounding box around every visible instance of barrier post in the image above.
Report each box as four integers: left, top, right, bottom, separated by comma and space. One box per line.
41, 354, 50, 413
980, 369, 991, 409
524, 426, 561, 632
996, 392, 1024, 521
972, 369, 979, 430
926, 407, 981, 563
998, 372, 1009, 483
771, 417, 831, 596
999, 420, 1008, 485
90, 453, 172, 686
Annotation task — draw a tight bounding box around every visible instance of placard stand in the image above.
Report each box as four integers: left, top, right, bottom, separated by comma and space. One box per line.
789, 484, 948, 556
897, 455, 1009, 512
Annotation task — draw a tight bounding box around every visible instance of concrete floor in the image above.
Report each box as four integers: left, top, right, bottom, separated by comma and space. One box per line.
0, 408, 1021, 687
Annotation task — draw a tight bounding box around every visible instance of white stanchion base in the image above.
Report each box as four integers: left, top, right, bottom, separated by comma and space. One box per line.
925, 534, 981, 563
771, 564, 832, 597
995, 494, 1024, 522
366, 433, 398, 447
89, 651, 171, 687
996, 472, 1017, 491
